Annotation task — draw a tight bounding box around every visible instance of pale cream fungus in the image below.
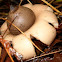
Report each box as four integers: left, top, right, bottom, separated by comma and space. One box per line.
0, 4, 59, 60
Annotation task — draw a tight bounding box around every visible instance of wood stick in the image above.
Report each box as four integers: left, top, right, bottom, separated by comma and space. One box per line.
41, 0, 62, 14
0, 48, 7, 62
49, 0, 54, 4
26, 50, 62, 61
0, 37, 14, 62
56, 4, 62, 9
27, 0, 32, 5
54, 12, 62, 15
19, 0, 23, 7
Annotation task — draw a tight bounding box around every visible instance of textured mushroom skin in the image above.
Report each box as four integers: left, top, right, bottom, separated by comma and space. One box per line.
7, 6, 35, 35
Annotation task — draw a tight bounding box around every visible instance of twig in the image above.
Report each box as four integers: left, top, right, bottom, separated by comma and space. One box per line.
26, 50, 62, 61
0, 36, 23, 61
27, 0, 32, 5
49, 0, 54, 4
0, 39, 14, 62
0, 48, 7, 62
2, 16, 17, 38
0, 18, 45, 53
55, 0, 62, 3
41, 0, 62, 14
19, 0, 23, 7
54, 12, 62, 16
56, 4, 62, 9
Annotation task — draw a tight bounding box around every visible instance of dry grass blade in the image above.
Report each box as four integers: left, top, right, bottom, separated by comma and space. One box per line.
54, 12, 62, 15
19, 0, 23, 7
56, 4, 62, 9
41, 0, 62, 14
2, 16, 17, 38
0, 18, 44, 53
26, 50, 62, 61
27, 0, 33, 5
49, 0, 54, 4
40, 50, 62, 57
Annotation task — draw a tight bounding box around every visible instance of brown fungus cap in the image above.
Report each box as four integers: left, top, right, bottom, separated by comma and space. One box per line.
7, 6, 36, 35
